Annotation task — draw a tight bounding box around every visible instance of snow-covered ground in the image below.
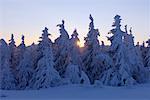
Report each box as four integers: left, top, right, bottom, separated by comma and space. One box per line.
1, 83, 150, 100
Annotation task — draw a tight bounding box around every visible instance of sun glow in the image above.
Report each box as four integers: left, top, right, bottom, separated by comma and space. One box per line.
77, 41, 84, 48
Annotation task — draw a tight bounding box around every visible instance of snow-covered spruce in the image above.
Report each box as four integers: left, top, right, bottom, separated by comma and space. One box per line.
8, 34, 19, 70
69, 29, 83, 70
8, 34, 20, 84
16, 36, 35, 89
63, 29, 90, 85
0, 39, 16, 90
15, 35, 30, 89
123, 26, 148, 83
103, 15, 137, 86
82, 15, 111, 84
31, 27, 61, 89
54, 20, 70, 77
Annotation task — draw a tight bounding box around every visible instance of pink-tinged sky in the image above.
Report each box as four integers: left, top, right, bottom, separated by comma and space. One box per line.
0, 0, 149, 46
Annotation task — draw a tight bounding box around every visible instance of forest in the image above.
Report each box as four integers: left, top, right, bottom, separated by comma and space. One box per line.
0, 15, 150, 90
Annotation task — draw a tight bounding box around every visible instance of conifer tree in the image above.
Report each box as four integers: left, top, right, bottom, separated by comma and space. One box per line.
104, 15, 136, 86
9, 34, 17, 69
124, 26, 147, 82
69, 29, 83, 72
0, 39, 16, 90
8, 34, 20, 72
16, 35, 34, 89
31, 27, 61, 89
82, 15, 102, 84
54, 20, 70, 77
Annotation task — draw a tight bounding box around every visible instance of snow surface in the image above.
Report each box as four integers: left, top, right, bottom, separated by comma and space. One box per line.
1, 83, 150, 100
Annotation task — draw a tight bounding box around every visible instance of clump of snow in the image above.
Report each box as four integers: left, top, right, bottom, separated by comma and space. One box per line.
65, 64, 81, 84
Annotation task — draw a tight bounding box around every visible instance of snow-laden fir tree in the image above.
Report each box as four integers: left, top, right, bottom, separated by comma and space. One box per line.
82, 14, 104, 84
8, 34, 16, 69
123, 26, 148, 83
64, 29, 82, 84
8, 34, 20, 73
26, 43, 40, 88
54, 20, 70, 77
104, 15, 136, 86
64, 29, 91, 84
0, 39, 16, 90
31, 27, 61, 89
8, 34, 21, 87
69, 29, 83, 73
16, 36, 34, 89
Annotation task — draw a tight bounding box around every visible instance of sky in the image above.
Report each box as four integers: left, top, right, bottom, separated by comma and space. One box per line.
0, 0, 150, 46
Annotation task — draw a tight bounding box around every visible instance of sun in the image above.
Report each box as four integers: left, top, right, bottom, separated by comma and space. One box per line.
76, 41, 84, 48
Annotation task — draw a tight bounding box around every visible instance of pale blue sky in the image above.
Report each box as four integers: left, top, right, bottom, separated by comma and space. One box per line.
0, 0, 149, 45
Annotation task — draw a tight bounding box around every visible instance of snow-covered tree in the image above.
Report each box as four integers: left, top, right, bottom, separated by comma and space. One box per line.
8, 34, 16, 68
8, 34, 19, 72
16, 36, 34, 89
25, 43, 40, 88
31, 27, 61, 89
54, 20, 70, 77
0, 39, 15, 90
82, 15, 103, 84
8, 34, 21, 87
62, 29, 82, 84
62, 29, 90, 85
15, 35, 26, 89
69, 29, 83, 72
104, 15, 137, 86
123, 26, 148, 83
